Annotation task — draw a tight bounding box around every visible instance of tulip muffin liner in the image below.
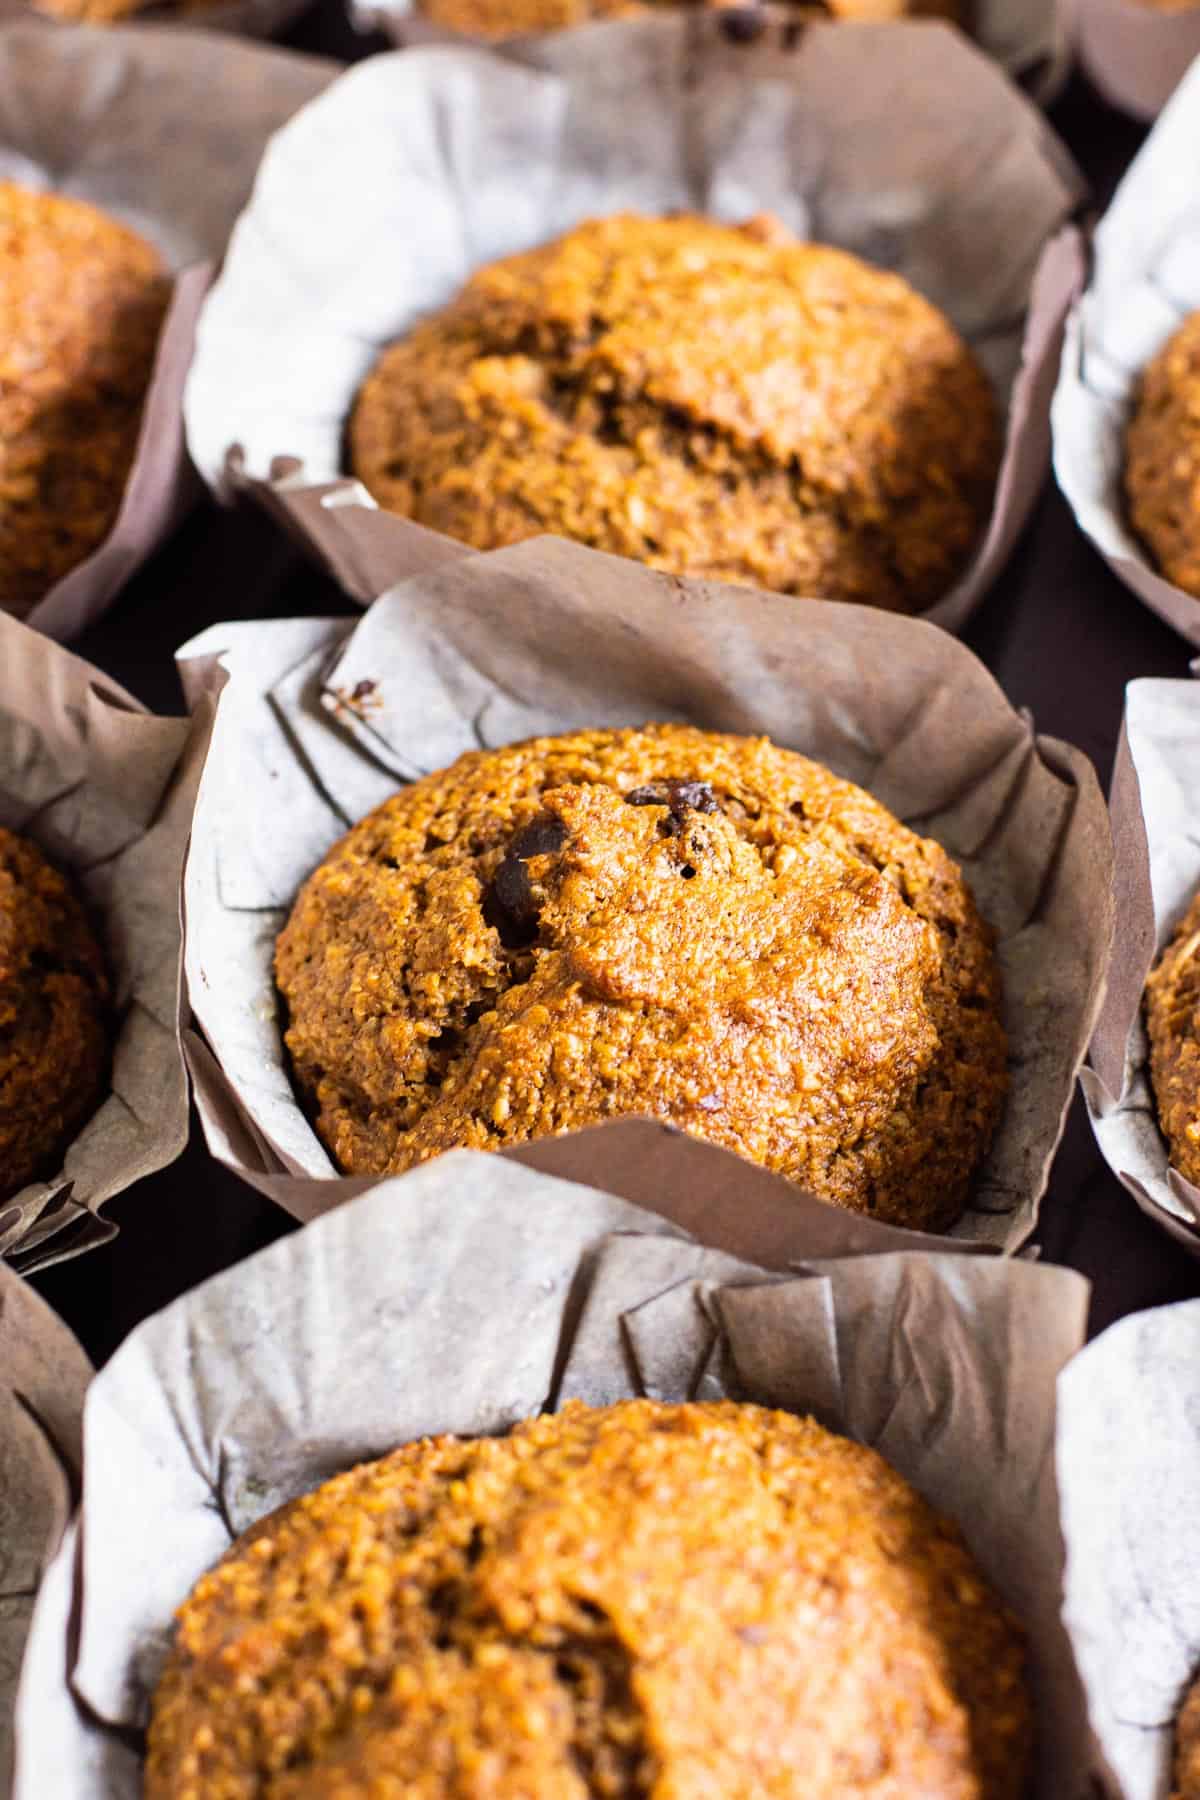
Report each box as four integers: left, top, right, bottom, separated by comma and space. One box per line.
1054, 59, 1200, 648
184, 14, 1086, 635
0, 613, 206, 1270
0, 19, 334, 639
174, 527, 1112, 1251
1082, 673, 1200, 1255
11, 1155, 1100, 1795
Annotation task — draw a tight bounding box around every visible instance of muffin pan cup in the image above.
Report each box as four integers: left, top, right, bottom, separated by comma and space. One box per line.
1072, 0, 1200, 120
0, 1263, 90, 1796
0, 20, 335, 641
349, 0, 1072, 108
1056, 1298, 1200, 1797
1081, 672, 1200, 1255
11, 1157, 1100, 1796
184, 14, 1086, 637
0, 614, 210, 1271
175, 526, 1113, 1252
1053, 60, 1200, 648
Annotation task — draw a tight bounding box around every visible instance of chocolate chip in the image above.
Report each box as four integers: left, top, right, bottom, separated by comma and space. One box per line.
719, 6, 767, 42
351, 678, 377, 702
625, 778, 720, 839
484, 813, 567, 950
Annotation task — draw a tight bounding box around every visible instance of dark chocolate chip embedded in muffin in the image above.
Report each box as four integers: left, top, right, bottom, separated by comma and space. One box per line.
274, 722, 1007, 1232
144, 1398, 1033, 1800
348, 213, 1000, 617
0, 182, 170, 619
0, 827, 111, 1202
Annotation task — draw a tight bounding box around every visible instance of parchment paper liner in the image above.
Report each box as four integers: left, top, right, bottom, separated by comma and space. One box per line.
1057, 1297, 1200, 1798
1073, 0, 1200, 120
175, 527, 1114, 1252
1053, 59, 1200, 647
11, 1155, 1103, 1797
184, 15, 1086, 637
0, 20, 335, 641
1080, 674, 1200, 1256
352, 0, 1072, 108
0, 1262, 90, 1795
0, 612, 206, 1272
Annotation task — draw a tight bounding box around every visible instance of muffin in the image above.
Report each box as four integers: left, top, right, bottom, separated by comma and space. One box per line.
348, 213, 999, 616
275, 723, 1007, 1232
0, 183, 171, 618
0, 827, 111, 1202
1175, 1670, 1200, 1799
1125, 311, 1200, 599
416, 0, 959, 39
144, 1398, 1033, 1799
1145, 887, 1200, 1184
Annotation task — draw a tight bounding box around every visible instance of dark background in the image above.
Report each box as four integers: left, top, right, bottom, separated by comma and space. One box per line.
29, 28, 1200, 1362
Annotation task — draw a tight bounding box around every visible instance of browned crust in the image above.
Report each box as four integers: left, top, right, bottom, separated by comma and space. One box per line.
1145, 886, 1200, 1185
1125, 311, 1200, 601
0, 826, 111, 1202
274, 723, 1007, 1233
0, 183, 170, 617
348, 214, 999, 617
145, 1399, 1032, 1799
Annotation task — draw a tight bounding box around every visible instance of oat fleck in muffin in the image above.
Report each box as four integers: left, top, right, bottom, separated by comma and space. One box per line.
348, 214, 1000, 616
1125, 311, 1200, 600
145, 1399, 1033, 1799
275, 724, 1007, 1232
417, 0, 959, 38
0, 827, 110, 1202
1174, 1668, 1200, 1799
1145, 887, 1200, 1184
0, 183, 170, 619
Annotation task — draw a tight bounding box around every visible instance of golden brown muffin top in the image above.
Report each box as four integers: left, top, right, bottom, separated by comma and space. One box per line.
348, 213, 1000, 616
1174, 1669, 1200, 1799
275, 724, 1007, 1233
145, 1399, 1033, 1799
416, 0, 959, 38
1145, 886, 1200, 1186
1125, 310, 1200, 601
0, 825, 111, 1202
0, 182, 170, 618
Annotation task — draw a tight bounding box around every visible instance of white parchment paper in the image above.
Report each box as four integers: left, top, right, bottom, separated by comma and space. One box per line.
174, 530, 1113, 1250
185, 16, 1085, 636
1082, 675, 1200, 1255
0, 1263, 90, 1795
0, 20, 335, 639
11, 1155, 1100, 1796
0, 613, 204, 1270
1058, 1299, 1200, 1798
1053, 58, 1200, 646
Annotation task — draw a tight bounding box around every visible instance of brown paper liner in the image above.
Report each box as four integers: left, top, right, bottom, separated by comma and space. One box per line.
0, 20, 335, 639
1082, 676, 1200, 1256
0, 613, 211, 1271
10, 1159, 1103, 1796
0, 1262, 90, 1795
174, 528, 1114, 1253
185, 16, 1086, 636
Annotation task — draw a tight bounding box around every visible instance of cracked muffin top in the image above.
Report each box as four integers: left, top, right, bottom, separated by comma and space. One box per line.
144, 1399, 1033, 1800
347, 213, 1000, 617
1125, 311, 1200, 601
1144, 886, 1200, 1186
415, 0, 960, 41
274, 723, 1007, 1233
0, 827, 111, 1203
0, 182, 170, 619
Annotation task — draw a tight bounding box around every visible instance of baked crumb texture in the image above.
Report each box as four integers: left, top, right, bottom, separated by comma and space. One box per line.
0, 182, 169, 616
1145, 886, 1200, 1185
416, 0, 959, 36
145, 1399, 1033, 1800
349, 214, 999, 617
1173, 1669, 1200, 1800
275, 724, 1008, 1233
0, 826, 111, 1202
1125, 310, 1200, 599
